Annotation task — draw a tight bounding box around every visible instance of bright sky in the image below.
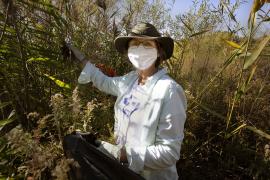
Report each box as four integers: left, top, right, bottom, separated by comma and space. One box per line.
169, 0, 270, 32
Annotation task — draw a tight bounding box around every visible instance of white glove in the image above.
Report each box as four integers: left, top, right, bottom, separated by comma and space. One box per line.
98, 141, 121, 160
65, 41, 87, 62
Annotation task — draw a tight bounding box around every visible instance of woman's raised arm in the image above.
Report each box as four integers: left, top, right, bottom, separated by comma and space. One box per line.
64, 42, 89, 69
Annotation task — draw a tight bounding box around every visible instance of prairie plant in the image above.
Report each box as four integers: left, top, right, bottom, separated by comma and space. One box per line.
3, 87, 98, 179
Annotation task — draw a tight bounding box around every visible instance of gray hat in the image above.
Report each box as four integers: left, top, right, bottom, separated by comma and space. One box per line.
114, 22, 174, 60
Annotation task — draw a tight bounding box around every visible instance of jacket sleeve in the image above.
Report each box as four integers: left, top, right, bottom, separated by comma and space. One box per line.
125, 83, 187, 172
78, 62, 129, 97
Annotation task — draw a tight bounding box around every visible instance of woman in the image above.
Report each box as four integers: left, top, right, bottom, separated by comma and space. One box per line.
64, 22, 187, 180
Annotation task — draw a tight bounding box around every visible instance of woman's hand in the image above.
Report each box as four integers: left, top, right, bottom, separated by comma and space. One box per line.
119, 147, 128, 163
62, 41, 89, 69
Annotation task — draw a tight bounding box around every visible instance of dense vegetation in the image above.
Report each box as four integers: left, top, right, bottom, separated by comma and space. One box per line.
0, 0, 269, 179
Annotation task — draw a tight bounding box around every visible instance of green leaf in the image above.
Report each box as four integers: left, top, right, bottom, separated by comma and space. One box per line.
44, 74, 71, 89
223, 49, 242, 67
0, 110, 15, 127
244, 35, 270, 69
0, 102, 11, 109
0, 118, 15, 127
27, 57, 50, 63
26, 57, 58, 66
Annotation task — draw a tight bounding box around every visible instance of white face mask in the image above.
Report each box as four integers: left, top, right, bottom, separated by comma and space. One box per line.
128, 45, 158, 70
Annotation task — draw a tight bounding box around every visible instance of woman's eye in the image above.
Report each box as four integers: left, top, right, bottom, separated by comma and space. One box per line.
130, 41, 140, 46
143, 42, 153, 47
129, 41, 154, 48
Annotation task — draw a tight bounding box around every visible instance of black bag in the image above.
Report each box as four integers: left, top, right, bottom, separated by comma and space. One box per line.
63, 132, 145, 180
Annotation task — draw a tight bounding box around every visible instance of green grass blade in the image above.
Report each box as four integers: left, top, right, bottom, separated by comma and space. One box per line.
244, 35, 270, 69
27, 57, 49, 63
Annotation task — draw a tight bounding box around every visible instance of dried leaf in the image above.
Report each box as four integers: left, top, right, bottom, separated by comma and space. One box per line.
226, 123, 247, 139
249, 0, 265, 28
262, 17, 270, 22
246, 126, 270, 140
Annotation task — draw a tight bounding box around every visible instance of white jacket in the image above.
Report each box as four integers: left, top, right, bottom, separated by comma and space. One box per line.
78, 62, 187, 180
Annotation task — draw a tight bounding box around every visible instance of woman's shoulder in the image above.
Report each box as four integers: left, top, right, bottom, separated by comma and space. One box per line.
151, 74, 185, 101
115, 70, 137, 92
157, 74, 184, 92
116, 70, 137, 81
157, 75, 187, 108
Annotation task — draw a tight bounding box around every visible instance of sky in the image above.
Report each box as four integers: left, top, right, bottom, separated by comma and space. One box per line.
169, 0, 270, 33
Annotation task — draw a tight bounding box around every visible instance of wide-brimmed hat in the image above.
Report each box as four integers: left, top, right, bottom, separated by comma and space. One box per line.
114, 22, 174, 60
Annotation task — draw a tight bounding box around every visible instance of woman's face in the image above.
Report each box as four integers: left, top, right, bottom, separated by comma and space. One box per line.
127, 38, 159, 72
128, 38, 157, 49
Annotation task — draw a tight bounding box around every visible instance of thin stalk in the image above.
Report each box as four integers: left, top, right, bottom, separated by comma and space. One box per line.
225, 20, 264, 130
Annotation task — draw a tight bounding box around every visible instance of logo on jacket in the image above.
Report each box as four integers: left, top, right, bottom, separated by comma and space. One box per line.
122, 94, 140, 118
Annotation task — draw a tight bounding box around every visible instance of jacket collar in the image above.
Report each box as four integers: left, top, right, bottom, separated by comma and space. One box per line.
136, 68, 167, 94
